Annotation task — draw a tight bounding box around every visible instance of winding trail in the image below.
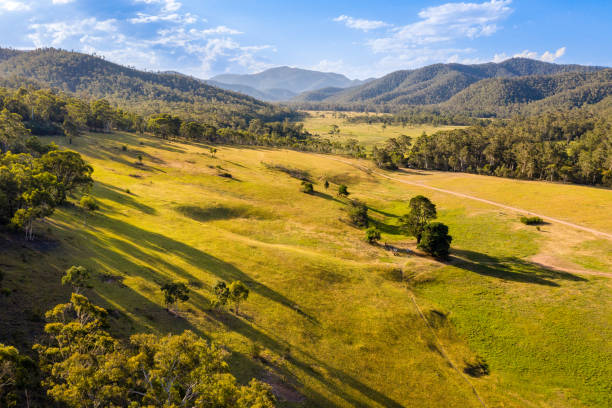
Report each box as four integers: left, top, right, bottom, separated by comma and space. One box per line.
322, 156, 612, 241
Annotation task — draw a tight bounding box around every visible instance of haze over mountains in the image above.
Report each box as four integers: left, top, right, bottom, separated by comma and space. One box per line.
208, 66, 372, 101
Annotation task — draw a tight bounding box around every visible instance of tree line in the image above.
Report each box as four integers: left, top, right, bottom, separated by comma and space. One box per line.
373, 111, 612, 186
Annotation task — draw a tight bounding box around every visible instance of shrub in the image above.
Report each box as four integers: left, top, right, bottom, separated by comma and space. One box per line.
347, 199, 368, 228
418, 222, 452, 259
520, 216, 544, 225
365, 227, 381, 244
337, 184, 349, 198
301, 181, 314, 194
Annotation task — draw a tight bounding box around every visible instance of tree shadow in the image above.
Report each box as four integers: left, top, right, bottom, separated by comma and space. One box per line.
311, 190, 344, 204
94, 182, 157, 215
450, 249, 587, 286
207, 311, 403, 408
369, 218, 402, 236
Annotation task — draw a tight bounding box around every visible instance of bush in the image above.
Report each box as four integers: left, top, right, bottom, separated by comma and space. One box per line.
337, 184, 349, 198
347, 199, 368, 228
520, 216, 544, 225
365, 227, 381, 244
301, 181, 314, 194
418, 222, 452, 259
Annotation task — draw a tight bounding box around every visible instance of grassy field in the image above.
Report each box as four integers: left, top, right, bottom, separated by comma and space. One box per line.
1, 131, 611, 407
299, 110, 462, 148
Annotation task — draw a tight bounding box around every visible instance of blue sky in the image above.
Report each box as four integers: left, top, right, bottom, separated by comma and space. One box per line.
1, 0, 611, 79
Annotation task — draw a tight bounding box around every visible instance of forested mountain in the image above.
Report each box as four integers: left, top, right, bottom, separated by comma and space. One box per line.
442, 69, 612, 115
0, 48, 292, 127
211, 66, 370, 101
291, 58, 607, 112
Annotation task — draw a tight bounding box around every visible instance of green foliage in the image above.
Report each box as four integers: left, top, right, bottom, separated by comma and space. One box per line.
0, 343, 37, 408
520, 216, 544, 225
61, 265, 91, 294
417, 222, 452, 259
365, 227, 381, 244
337, 184, 349, 198
300, 180, 314, 194
40, 150, 93, 203
400, 195, 437, 243
228, 280, 249, 314
160, 282, 189, 310
33, 294, 275, 408
346, 199, 369, 228
213, 281, 230, 309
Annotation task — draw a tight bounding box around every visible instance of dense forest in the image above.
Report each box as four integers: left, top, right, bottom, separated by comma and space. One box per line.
373, 111, 612, 186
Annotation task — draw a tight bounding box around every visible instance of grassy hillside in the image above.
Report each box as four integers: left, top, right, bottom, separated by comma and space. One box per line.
299, 111, 463, 148
1, 132, 611, 407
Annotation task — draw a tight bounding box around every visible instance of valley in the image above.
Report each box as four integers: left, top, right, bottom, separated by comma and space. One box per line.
2, 130, 610, 407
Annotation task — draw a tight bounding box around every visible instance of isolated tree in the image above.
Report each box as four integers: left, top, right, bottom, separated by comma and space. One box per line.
210, 147, 217, 158
301, 180, 314, 194
137, 154, 143, 164
228, 281, 249, 315
324, 180, 329, 190
347, 199, 368, 228
418, 222, 452, 259
329, 124, 340, 136
61, 265, 92, 294
80, 195, 99, 225
213, 281, 230, 309
365, 227, 381, 244
337, 184, 349, 198
160, 282, 190, 311
401, 195, 437, 243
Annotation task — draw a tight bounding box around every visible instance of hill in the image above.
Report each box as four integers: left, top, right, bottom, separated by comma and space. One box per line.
1, 130, 611, 407
0, 47, 288, 126
292, 58, 607, 111
205, 79, 298, 101
211, 66, 370, 101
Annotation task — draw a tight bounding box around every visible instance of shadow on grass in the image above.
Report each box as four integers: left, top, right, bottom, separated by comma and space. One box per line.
208, 310, 403, 408
95, 182, 157, 215
369, 218, 402, 236
450, 249, 587, 286
311, 190, 344, 204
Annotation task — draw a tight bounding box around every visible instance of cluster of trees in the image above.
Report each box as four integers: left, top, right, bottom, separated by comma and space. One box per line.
0, 113, 93, 238
344, 109, 487, 126
401, 196, 452, 259
374, 111, 612, 186
1, 266, 269, 407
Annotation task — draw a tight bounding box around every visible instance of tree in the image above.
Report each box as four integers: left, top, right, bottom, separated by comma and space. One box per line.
10, 171, 58, 240
324, 180, 329, 190
228, 281, 249, 315
0, 343, 36, 408
418, 222, 452, 259
180, 121, 205, 140
160, 282, 190, 311
347, 199, 368, 228
34, 294, 129, 408
212, 281, 230, 309
0, 109, 30, 153
40, 150, 93, 204
365, 227, 381, 244
337, 184, 349, 198
147, 113, 181, 139
89, 99, 115, 132
79, 195, 99, 225
61, 265, 92, 294
210, 147, 217, 158
401, 195, 437, 243
137, 154, 143, 164
300, 180, 314, 194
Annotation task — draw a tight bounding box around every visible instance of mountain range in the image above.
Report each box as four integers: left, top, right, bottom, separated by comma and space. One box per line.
208, 66, 372, 101
0, 47, 610, 117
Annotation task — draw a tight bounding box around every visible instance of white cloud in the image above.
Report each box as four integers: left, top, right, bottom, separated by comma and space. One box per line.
52, 0, 75, 4
493, 46, 566, 63
366, 0, 513, 53
129, 12, 197, 24
333, 15, 390, 31
28, 18, 118, 47
134, 0, 181, 13
0, 0, 30, 11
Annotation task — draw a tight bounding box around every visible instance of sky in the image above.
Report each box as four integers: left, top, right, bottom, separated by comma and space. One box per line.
1, 0, 611, 79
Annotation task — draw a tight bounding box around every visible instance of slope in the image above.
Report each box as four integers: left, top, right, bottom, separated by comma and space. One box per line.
1, 131, 611, 407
